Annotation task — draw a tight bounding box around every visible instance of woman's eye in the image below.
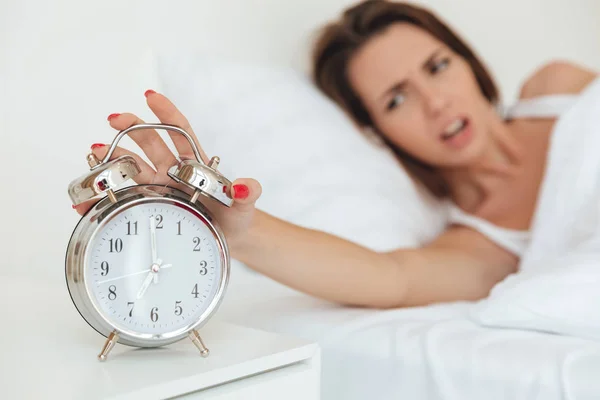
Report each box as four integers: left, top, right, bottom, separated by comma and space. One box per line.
431, 58, 450, 74
386, 93, 406, 111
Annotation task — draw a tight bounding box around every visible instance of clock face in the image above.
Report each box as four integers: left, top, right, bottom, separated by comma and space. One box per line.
84, 201, 224, 337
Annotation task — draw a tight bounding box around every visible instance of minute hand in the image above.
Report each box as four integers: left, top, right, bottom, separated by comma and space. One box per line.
150, 216, 158, 264
150, 216, 159, 284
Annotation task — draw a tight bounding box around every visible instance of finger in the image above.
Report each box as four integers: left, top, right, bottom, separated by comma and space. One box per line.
72, 144, 157, 217
91, 143, 156, 184
230, 178, 262, 212
144, 90, 210, 163
107, 112, 178, 172
72, 200, 96, 216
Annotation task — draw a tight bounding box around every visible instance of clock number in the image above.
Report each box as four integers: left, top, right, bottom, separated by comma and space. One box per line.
108, 285, 117, 300
155, 214, 164, 229
109, 238, 123, 253
199, 261, 208, 276
126, 221, 138, 235
150, 307, 159, 322
174, 301, 183, 316
193, 237, 201, 252
127, 301, 135, 317
191, 284, 199, 299
100, 261, 109, 276
177, 221, 182, 235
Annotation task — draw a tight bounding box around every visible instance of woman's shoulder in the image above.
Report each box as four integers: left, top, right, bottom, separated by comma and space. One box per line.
518, 60, 598, 100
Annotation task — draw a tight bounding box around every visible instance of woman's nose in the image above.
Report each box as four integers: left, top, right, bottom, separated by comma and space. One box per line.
421, 86, 450, 116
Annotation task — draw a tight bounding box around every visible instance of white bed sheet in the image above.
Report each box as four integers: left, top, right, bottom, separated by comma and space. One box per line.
215, 267, 600, 400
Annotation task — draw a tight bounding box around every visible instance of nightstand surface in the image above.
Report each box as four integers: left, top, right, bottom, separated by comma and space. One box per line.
1, 276, 320, 399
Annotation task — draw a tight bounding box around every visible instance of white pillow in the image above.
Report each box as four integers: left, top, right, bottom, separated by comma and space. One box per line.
153, 51, 448, 254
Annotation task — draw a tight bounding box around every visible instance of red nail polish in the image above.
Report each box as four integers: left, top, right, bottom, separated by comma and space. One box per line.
107, 113, 120, 121
144, 89, 156, 97
233, 184, 249, 200
91, 143, 105, 150
72, 204, 77, 209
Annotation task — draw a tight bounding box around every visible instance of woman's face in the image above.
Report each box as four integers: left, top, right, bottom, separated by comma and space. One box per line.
348, 23, 497, 168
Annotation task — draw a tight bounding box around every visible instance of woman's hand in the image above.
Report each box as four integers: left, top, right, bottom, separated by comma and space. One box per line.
72, 90, 262, 250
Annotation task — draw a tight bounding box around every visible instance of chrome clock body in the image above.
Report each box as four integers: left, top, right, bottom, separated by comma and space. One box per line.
65, 185, 230, 348
66, 123, 234, 360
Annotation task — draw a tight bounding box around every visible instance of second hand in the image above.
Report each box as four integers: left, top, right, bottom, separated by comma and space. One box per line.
97, 264, 173, 284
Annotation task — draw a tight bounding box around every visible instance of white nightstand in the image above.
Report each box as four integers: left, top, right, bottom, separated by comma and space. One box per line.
0, 276, 320, 400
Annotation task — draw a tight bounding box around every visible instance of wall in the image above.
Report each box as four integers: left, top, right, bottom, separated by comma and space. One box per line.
1, 0, 599, 285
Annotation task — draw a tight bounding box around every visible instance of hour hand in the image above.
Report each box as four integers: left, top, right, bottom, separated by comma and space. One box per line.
137, 259, 162, 299
136, 271, 155, 300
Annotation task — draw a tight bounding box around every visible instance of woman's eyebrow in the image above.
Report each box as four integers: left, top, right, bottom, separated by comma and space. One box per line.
422, 48, 444, 70
379, 48, 445, 101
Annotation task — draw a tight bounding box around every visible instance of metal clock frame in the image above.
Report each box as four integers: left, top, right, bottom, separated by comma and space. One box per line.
66, 123, 233, 361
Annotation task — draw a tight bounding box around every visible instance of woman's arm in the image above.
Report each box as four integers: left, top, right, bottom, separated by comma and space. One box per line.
234, 211, 518, 308
85, 92, 517, 310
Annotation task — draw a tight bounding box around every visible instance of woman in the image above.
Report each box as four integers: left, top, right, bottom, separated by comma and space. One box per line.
74, 0, 597, 308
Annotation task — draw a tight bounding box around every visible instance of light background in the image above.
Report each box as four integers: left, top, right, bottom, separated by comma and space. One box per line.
1, 0, 599, 285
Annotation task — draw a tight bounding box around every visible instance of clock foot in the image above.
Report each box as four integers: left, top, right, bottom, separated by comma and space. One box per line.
189, 329, 210, 357
98, 331, 119, 361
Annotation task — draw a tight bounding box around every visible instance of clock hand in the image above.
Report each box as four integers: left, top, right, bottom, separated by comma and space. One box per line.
97, 269, 150, 284
150, 216, 158, 264
150, 216, 162, 284
96, 260, 171, 285
136, 258, 163, 299
136, 270, 155, 299
152, 262, 174, 284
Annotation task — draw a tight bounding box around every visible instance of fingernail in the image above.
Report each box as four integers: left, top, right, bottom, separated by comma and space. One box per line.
233, 184, 249, 200
107, 113, 120, 121
144, 89, 156, 97
72, 204, 78, 209
91, 143, 105, 150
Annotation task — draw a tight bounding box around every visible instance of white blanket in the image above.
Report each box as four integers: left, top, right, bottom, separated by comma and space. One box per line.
469, 76, 600, 341
218, 273, 600, 400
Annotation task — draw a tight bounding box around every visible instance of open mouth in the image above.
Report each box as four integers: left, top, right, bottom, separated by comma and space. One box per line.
441, 118, 468, 141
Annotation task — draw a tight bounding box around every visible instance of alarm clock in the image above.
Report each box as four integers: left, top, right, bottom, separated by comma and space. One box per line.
66, 123, 233, 361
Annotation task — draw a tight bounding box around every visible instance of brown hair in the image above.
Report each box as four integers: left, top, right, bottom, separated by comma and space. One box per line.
311, 0, 499, 198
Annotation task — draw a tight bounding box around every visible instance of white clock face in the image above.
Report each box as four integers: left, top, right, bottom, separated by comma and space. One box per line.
84, 201, 224, 336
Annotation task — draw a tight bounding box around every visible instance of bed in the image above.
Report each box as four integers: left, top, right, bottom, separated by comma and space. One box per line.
152, 42, 600, 400
216, 268, 600, 400
143, 3, 600, 398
